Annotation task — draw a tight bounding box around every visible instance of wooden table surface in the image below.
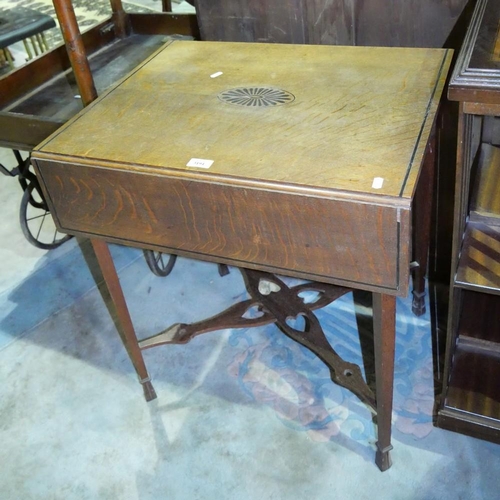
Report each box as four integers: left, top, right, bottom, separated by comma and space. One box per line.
36, 41, 449, 198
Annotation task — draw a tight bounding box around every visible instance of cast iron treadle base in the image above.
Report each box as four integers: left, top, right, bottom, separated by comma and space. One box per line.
140, 268, 376, 411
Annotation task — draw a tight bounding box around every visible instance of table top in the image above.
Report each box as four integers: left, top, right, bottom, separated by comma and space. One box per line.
32, 41, 452, 293
35, 41, 451, 203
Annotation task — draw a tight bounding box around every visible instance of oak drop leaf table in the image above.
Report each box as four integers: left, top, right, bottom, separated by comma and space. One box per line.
31, 41, 451, 471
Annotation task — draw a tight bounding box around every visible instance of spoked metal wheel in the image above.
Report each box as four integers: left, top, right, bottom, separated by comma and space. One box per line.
143, 250, 177, 277
20, 181, 72, 249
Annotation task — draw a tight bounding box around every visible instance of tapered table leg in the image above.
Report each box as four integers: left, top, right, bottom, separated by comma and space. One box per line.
373, 293, 396, 471
91, 239, 157, 402
412, 131, 437, 316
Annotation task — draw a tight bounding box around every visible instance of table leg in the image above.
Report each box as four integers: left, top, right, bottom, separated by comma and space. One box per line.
373, 293, 396, 472
353, 290, 375, 388
412, 131, 437, 316
91, 239, 157, 402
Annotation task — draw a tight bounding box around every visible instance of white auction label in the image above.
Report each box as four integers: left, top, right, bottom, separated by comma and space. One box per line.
372, 177, 384, 189
186, 158, 214, 169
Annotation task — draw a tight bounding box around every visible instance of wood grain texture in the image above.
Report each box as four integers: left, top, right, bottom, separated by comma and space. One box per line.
443, 291, 500, 426
438, 0, 500, 444
0, 35, 167, 150
29, 38, 447, 459
449, 0, 500, 104
373, 293, 396, 471
456, 290, 500, 343
35, 41, 451, 200
455, 221, 500, 294
445, 345, 500, 422
6, 35, 168, 120
411, 131, 436, 315
91, 239, 157, 401
0, 15, 199, 151
470, 143, 500, 222
129, 13, 200, 37
439, 108, 479, 430
0, 112, 63, 150
0, 19, 114, 109
195, 0, 467, 49
32, 41, 451, 296
35, 159, 402, 291
463, 101, 500, 116
52, 0, 97, 106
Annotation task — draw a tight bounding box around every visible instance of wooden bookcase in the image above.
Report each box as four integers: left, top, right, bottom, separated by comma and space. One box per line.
437, 0, 500, 442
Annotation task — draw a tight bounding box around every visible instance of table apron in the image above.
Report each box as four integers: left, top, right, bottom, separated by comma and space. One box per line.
34, 159, 409, 294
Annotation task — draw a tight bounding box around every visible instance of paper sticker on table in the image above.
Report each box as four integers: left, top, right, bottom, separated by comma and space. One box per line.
186, 158, 214, 169
372, 177, 384, 189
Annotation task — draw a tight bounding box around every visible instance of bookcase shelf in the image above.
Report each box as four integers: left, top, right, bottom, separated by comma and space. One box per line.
455, 220, 500, 294
439, 290, 500, 442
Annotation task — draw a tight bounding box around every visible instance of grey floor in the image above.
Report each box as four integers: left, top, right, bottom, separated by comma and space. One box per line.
2, 147, 500, 499
1, 3, 500, 498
